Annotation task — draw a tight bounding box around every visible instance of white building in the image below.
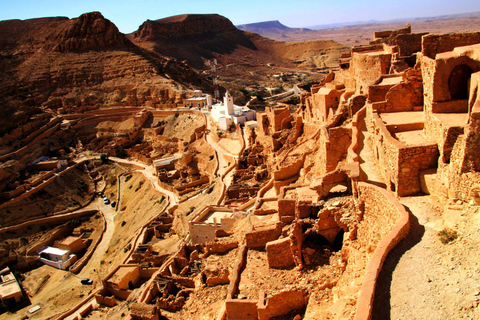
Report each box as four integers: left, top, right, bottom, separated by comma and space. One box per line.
184, 90, 212, 109
0, 266, 23, 304
211, 91, 256, 130
38, 246, 77, 270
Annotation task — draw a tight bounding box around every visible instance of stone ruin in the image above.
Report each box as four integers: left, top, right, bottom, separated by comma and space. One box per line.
32, 25, 480, 320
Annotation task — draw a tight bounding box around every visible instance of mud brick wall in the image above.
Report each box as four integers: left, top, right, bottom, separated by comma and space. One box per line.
419, 54, 436, 111
352, 52, 391, 94
273, 154, 305, 181
265, 106, 291, 132
324, 126, 352, 173
367, 84, 394, 103
384, 82, 423, 113
397, 143, 438, 196
422, 32, 480, 59
424, 112, 464, 164
395, 33, 426, 56
366, 108, 399, 187
245, 223, 282, 249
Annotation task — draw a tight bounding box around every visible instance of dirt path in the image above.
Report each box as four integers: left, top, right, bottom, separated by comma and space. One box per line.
80, 198, 116, 279
356, 113, 386, 187
372, 196, 480, 320
205, 115, 236, 177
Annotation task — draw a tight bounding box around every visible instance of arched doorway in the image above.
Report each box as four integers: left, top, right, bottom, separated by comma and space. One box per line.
449, 64, 474, 100
304, 231, 330, 247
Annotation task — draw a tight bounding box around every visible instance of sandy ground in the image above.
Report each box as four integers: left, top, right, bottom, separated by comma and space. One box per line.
373, 196, 480, 320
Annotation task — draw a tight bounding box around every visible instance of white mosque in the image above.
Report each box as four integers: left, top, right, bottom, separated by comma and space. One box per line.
210, 91, 256, 130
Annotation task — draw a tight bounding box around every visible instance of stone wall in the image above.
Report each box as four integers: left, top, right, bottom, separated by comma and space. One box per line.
397, 144, 439, 196
323, 126, 352, 174
354, 182, 410, 320
395, 32, 427, 57
422, 32, 480, 59
352, 52, 392, 94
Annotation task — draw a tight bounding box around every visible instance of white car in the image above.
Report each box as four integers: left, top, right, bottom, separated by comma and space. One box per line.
103, 197, 109, 204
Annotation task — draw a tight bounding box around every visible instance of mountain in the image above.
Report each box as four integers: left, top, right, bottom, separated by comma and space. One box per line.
129, 14, 348, 71
128, 14, 258, 69
236, 20, 317, 42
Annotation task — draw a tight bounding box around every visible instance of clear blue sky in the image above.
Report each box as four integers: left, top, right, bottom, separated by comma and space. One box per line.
1, 0, 479, 33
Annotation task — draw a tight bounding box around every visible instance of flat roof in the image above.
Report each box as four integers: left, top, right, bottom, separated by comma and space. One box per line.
38, 246, 69, 256
380, 111, 424, 126
378, 76, 403, 86
108, 266, 138, 285
202, 211, 234, 224
434, 113, 469, 128
153, 154, 182, 167
395, 130, 432, 146
60, 236, 81, 245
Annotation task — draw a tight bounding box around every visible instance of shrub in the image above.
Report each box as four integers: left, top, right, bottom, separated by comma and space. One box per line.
438, 228, 458, 244
99, 153, 109, 163
125, 174, 132, 182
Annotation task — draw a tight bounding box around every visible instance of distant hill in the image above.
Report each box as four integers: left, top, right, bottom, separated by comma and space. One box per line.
307, 11, 480, 30
236, 11, 480, 45
236, 20, 317, 42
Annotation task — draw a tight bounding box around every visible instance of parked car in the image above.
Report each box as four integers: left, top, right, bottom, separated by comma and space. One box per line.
103, 197, 109, 204
110, 201, 116, 207
81, 278, 93, 285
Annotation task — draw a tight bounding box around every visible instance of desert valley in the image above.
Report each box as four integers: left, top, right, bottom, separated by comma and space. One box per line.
0, 9, 480, 320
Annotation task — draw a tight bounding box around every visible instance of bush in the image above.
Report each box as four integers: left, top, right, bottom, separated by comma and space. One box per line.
99, 153, 109, 163
125, 174, 132, 182
438, 228, 458, 244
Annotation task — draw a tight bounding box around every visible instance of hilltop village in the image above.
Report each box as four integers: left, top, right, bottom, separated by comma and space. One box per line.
0, 11, 480, 320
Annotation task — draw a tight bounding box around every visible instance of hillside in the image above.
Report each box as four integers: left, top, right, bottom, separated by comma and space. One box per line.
0, 12, 209, 136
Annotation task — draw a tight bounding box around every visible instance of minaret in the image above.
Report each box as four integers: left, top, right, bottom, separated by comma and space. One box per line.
224, 91, 234, 115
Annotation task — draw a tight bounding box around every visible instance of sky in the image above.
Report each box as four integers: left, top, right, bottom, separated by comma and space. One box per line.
1, 0, 480, 34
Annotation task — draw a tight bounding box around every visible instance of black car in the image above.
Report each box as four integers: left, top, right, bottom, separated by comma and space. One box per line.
110, 201, 116, 207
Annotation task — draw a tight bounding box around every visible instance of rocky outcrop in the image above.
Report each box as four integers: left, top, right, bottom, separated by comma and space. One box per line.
47, 12, 127, 52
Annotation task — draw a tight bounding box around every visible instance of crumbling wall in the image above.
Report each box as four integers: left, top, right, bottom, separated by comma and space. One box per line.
352, 52, 392, 94
257, 290, 308, 320
383, 69, 423, 112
